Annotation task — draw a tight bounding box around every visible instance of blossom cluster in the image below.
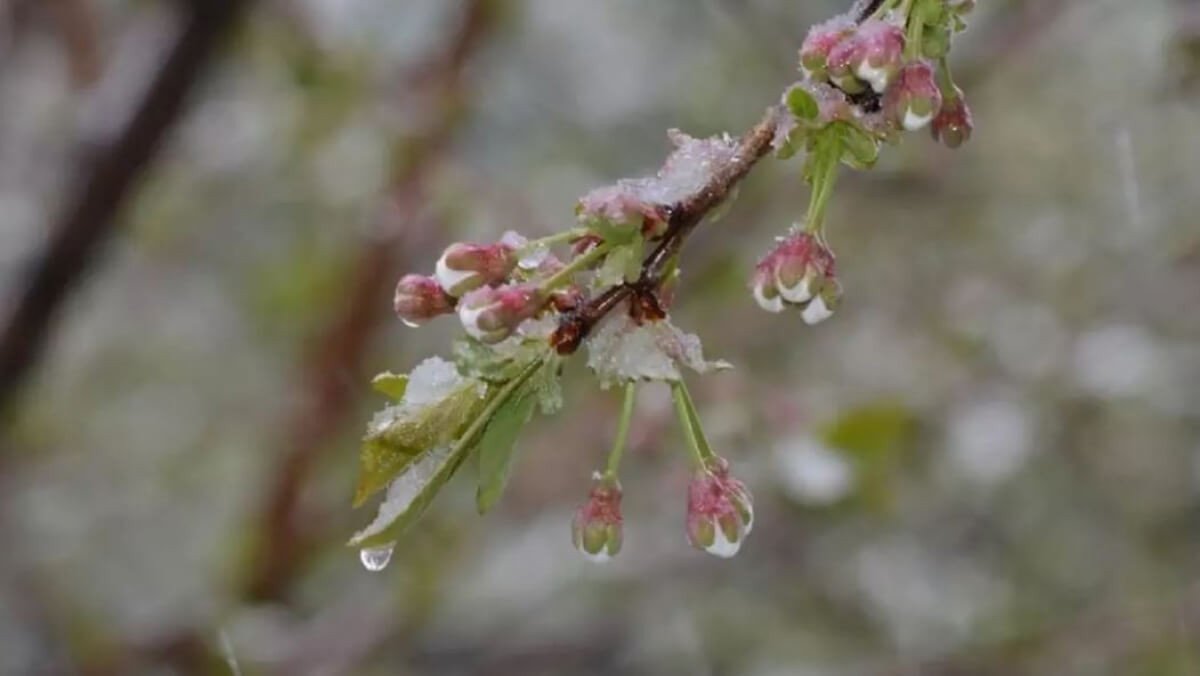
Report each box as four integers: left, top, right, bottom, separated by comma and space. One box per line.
353, 0, 976, 571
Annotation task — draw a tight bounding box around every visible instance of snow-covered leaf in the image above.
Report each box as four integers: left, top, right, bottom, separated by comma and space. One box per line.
371, 371, 408, 401
586, 314, 732, 388
354, 358, 487, 506
349, 443, 467, 548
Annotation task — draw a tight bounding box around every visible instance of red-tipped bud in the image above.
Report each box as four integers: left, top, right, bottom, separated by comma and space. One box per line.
930, 87, 974, 148
685, 457, 753, 559
751, 230, 842, 324
457, 283, 544, 344
572, 473, 623, 563
800, 17, 856, 80
826, 36, 869, 94
393, 274, 454, 327
852, 19, 906, 93
577, 186, 669, 238
435, 241, 518, 297
883, 61, 943, 131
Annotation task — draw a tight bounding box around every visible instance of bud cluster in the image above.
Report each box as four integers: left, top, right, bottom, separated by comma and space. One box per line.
794, 1, 974, 142
751, 231, 841, 324
686, 457, 754, 558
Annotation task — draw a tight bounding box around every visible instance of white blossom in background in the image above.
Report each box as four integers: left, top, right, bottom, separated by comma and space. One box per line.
1072, 324, 1165, 399
944, 395, 1035, 487
772, 436, 854, 506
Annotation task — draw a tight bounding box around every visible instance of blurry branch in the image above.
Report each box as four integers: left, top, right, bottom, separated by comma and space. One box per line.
242, 0, 503, 602
45, 0, 102, 87
0, 0, 255, 422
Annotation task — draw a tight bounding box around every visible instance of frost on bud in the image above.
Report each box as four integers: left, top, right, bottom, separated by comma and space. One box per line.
850, 20, 905, 93
577, 185, 669, 239
572, 473, 623, 563
800, 16, 855, 80
930, 88, 974, 148
457, 284, 543, 344
750, 231, 841, 323
686, 457, 753, 559
434, 241, 518, 297
393, 274, 454, 327
825, 35, 868, 94
883, 61, 943, 131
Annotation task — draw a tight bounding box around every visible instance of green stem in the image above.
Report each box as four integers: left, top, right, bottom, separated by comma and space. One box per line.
903, 0, 925, 60
935, 56, 959, 100
520, 228, 587, 254
538, 243, 611, 294
671, 380, 717, 469
456, 356, 543, 457
804, 131, 842, 235
604, 383, 637, 478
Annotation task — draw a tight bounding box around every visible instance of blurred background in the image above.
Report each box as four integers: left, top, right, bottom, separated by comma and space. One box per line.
1, 0, 1199, 673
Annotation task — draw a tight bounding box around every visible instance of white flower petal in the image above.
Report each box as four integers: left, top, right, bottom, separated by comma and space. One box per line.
802, 296, 835, 325
703, 526, 743, 559
776, 272, 815, 304
753, 283, 785, 313
902, 108, 934, 131
435, 255, 478, 296
856, 62, 891, 93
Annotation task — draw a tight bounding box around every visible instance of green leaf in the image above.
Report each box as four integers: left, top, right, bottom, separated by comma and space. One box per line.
785, 85, 819, 122
838, 124, 880, 170
820, 403, 914, 460
371, 371, 408, 400
354, 381, 487, 506
596, 245, 639, 288
475, 389, 538, 513
532, 357, 564, 415
348, 442, 472, 549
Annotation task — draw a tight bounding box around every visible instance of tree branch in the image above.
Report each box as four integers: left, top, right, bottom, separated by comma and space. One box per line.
0, 0, 254, 421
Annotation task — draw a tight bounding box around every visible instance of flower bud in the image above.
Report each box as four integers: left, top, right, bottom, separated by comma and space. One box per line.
457, 283, 544, 344
930, 88, 974, 148
686, 457, 753, 558
851, 20, 906, 93
750, 231, 841, 323
435, 241, 518, 297
883, 61, 943, 131
393, 274, 454, 327
571, 473, 623, 563
825, 36, 868, 94
800, 17, 856, 80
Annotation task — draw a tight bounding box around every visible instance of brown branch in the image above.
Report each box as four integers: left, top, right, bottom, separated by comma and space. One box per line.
0, 0, 255, 422
552, 106, 783, 354
242, 0, 500, 602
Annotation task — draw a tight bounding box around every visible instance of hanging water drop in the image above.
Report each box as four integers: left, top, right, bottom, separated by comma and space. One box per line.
359, 543, 395, 572
518, 245, 549, 271
401, 318, 421, 329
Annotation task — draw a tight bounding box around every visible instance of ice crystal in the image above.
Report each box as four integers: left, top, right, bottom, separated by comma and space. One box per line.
586, 314, 731, 388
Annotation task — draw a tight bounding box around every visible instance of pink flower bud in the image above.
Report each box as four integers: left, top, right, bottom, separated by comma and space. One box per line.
457, 283, 544, 344
750, 231, 841, 323
392, 274, 454, 327
851, 19, 905, 93
825, 36, 869, 94
686, 457, 753, 558
435, 241, 518, 297
571, 473, 623, 563
930, 88, 974, 148
883, 61, 943, 131
800, 17, 855, 80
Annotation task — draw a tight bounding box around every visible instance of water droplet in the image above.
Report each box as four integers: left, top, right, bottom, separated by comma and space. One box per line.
359, 543, 395, 572
401, 319, 421, 328
519, 245, 549, 270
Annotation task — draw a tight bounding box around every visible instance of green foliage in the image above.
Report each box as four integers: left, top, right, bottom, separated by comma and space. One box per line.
785, 85, 819, 122
819, 402, 917, 510
354, 381, 487, 506
475, 389, 538, 513
371, 372, 408, 400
